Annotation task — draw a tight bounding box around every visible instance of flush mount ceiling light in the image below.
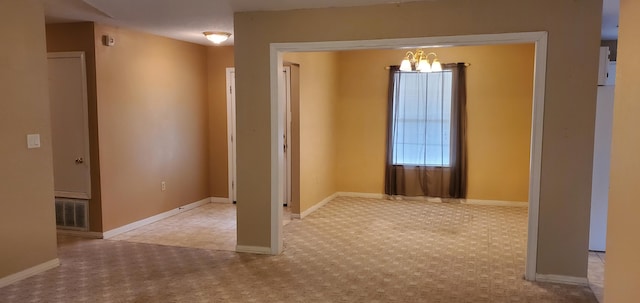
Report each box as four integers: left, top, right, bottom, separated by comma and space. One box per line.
400, 49, 442, 72
203, 31, 231, 44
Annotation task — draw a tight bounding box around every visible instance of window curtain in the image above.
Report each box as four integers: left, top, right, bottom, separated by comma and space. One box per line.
385, 63, 467, 199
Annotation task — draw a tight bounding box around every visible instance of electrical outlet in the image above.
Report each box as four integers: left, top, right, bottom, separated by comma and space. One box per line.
161, 181, 166, 191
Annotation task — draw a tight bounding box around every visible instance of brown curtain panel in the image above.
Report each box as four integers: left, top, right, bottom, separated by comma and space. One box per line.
385, 63, 467, 198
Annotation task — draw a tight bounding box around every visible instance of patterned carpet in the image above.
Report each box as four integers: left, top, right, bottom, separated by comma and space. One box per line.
111, 203, 238, 251
0, 197, 597, 302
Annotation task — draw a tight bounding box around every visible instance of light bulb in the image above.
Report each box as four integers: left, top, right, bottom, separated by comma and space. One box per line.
400, 59, 412, 71
417, 59, 431, 72
431, 59, 442, 72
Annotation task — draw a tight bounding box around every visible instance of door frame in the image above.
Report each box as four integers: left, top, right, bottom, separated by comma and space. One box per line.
48, 51, 92, 200
226, 67, 237, 203
269, 32, 548, 281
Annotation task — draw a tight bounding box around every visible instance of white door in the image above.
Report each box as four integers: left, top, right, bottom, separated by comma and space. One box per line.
226, 68, 237, 204
282, 66, 292, 206
48, 52, 91, 199
589, 84, 615, 251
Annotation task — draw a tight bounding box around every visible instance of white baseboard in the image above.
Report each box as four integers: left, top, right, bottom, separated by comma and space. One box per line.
0, 258, 60, 288
462, 199, 529, 208
388, 195, 527, 207
293, 193, 339, 219
103, 197, 211, 239
211, 197, 231, 203
290, 192, 526, 220
535, 274, 589, 286
336, 192, 387, 199
236, 245, 272, 254
56, 229, 103, 239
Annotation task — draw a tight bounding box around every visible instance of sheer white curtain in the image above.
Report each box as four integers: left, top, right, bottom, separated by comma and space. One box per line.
391, 71, 453, 167
385, 64, 467, 198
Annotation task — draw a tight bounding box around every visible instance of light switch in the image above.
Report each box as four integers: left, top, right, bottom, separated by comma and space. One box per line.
27, 134, 41, 149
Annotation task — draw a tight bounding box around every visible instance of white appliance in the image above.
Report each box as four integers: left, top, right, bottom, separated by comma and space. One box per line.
589, 46, 615, 251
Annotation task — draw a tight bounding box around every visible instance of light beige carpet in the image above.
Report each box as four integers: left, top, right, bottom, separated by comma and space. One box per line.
0, 197, 597, 302
110, 203, 292, 252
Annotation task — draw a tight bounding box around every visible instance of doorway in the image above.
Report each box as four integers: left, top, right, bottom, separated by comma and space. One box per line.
268, 32, 549, 282
226, 66, 294, 211
48, 52, 92, 231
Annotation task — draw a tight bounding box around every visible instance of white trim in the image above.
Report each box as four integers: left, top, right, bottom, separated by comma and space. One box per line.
226, 67, 237, 204
526, 32, 548, 282
388, 195, 529, 207
236, 245, 272, 255
269, 32, 548, 279
272, 32, 549, 52
462, 199, 529, 208
102, 197, 211, 239
47, 51, 92, 199
292, 192, 529, 220
283, 66, 292, 206
292, 193, 339, 219
336, 192, 386, 199
211, 197, 231, 204
54, 191, 90, 200
535, 274, 589, 286
56, 229, 103, 239
0, 258, 60, 288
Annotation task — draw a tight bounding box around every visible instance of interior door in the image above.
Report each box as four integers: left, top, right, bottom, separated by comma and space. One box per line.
281, 66, 292, 206
48, 52, 91, 199
227, 68, 237, 204
589, 85, 615, 251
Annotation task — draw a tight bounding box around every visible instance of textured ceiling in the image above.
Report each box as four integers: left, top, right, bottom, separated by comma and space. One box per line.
41, 0, 620, 46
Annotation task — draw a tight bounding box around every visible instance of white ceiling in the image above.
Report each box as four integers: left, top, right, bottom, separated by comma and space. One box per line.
602, 0, 620, 40
42, 0, 620, 46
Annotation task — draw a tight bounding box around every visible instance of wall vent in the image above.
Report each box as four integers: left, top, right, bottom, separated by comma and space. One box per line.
55, 198, 89, 231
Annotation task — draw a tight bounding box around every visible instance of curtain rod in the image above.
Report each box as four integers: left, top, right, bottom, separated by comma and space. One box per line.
385, 62, 471, 70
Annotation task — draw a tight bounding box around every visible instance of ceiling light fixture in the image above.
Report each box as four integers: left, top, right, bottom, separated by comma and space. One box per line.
400, 49, 442, 72
203, 31, 231, 44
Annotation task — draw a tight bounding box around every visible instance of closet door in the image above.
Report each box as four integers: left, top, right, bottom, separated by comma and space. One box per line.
48, 52, 91, 199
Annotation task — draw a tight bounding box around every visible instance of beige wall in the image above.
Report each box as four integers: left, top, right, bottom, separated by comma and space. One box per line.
605, 0, 640, 301
334, 45, 534, 202
284, 52, 340, 214
0, 0, 58, 279
207, 46, 234, 198
45, 22, 103, 232
234, 0, 602, 277
94, 24, 210, 231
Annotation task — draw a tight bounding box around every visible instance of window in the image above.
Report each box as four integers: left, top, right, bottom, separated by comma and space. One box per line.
391, 71, 453, 166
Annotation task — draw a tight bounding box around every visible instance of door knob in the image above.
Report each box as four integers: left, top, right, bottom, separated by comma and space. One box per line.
75, 157, 84, 164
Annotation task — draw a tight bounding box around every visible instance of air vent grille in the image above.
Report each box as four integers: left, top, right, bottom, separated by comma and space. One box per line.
55, 198, 89, 231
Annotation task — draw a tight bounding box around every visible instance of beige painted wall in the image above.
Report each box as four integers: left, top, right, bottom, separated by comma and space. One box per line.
94, 24, 210, 231
334, 45, 534, 202
0, 0, 58, 278
234, 0, 602, 277
605, 0, 640, 301
207, 46, 235, 198
284, 52, 340, 214
45, 22, 103, 232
